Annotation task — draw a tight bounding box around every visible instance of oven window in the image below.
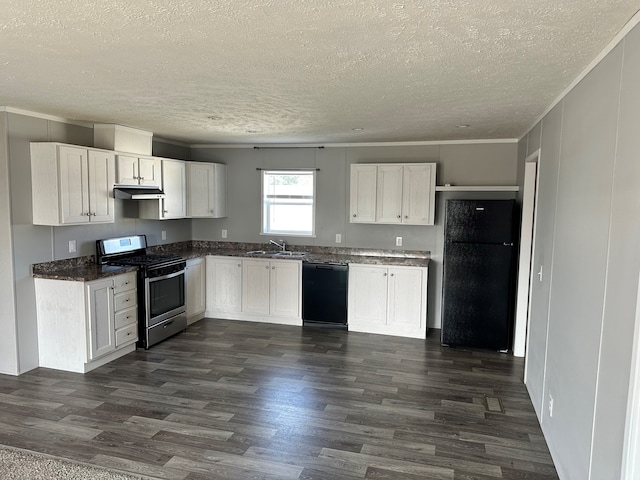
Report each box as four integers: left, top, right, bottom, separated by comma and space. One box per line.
149, 273, 185, 318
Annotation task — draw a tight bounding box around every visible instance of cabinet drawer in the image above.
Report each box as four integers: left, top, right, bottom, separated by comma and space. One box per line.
115, 306, 137, 329
114, 290, 137, 311
115, 323, 138, 347
113, 272, 136, 294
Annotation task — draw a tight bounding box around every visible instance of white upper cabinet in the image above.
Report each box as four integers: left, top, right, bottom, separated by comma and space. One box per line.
138, 158, 186, 220
115, 154, 161, 187
31, 143, 115, 226
186, 162, 227, 218
350, 164, 378, 223
350, 162, 436, 226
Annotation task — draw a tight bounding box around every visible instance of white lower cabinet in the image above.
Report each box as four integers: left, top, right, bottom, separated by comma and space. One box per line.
348, 263, 428, 338
206, 256, 301, 325
35, 272, 138, 373
186, 257, 206, 324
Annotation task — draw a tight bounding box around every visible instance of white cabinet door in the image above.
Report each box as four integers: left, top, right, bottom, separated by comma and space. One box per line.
269, 260, 301, 318
87, 150, 115, 223
115, 154, 139, 185
376, 165, 403, 224
138, 157, 161, 187
348, 264, 388, 327
86, 278, 116, 360
387, 267, 426, 331
186, 257, 206, 320
58, 145, 90, 224
212, 163, 227, 218
350, 165, 377, 223
187, 162, 227, 218
242, 259, 271, 315
402, 163, 435, 225
206, 256, 242, 313
161, 159, 186, 219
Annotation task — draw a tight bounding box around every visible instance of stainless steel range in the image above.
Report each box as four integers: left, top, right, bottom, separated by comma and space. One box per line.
96, 235, 187, 349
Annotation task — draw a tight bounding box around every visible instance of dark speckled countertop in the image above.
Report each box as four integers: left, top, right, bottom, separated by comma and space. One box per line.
32, 256, 138, 281
32, 241, 430, 281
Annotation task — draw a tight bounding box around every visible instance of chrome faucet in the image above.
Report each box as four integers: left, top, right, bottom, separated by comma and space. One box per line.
270, 239, 286, 251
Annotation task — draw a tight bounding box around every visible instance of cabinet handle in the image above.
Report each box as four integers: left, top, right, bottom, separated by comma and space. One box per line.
163, 210, 169, 214
139, 176, 144, 180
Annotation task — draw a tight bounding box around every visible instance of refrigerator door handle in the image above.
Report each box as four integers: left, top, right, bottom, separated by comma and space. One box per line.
503, 242, 514, 246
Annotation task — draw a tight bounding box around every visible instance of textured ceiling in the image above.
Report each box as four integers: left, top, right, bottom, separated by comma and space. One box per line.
1, 1, 638, 144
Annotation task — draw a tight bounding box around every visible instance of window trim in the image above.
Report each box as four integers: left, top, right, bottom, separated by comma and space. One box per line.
260, 169, 317, 237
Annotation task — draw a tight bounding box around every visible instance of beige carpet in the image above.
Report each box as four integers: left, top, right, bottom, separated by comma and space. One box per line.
0, 446, 150, 480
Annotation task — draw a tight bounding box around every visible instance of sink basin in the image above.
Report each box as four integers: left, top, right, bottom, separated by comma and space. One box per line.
273, 251, 307, 257
246, 250, 269, 255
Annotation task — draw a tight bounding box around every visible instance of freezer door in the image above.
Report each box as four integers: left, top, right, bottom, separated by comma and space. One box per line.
441, 242, 515, 350
445, 199, 515, 244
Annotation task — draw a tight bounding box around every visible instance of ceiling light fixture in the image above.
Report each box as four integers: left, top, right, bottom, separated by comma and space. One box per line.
352, 128, 364, 131
457, 124, 470, 128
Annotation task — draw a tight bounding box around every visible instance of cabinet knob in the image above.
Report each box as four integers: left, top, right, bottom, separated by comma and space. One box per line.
139, 176, 145, 180
397, 215, 401, 218
404, 215, 408, 219
272, 266, 275, 270
383, 273, 387, 276
163, 210, 169, 214
352, 214, 356, 217
390, 273, 394, 276
265, 266, 269, 269
237, 264, 241, 267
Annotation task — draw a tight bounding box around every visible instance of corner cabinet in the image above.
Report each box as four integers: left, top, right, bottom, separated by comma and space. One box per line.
348, 263, 428, 339
350, 162, 436, 225
31, 143, 115, 226
186, 162, 227, 218
205, 255, 301, 325
35, 271, 138, 373
139, 158, 187, 220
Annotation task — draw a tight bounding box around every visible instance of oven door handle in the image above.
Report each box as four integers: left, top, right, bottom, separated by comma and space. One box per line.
147, 269, 185, 282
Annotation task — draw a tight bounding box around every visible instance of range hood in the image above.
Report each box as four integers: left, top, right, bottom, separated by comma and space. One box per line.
114, 186, 166, 200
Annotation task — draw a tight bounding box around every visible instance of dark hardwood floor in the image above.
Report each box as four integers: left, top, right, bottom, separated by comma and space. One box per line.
0, 319, 558, 479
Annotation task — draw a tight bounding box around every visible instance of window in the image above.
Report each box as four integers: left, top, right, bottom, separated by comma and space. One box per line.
261, 170, 316, 236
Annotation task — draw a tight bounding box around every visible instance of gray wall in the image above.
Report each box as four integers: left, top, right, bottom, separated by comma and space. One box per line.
521, 22, 640, 479
1, 113, 192, 374
190, 142, 518, 329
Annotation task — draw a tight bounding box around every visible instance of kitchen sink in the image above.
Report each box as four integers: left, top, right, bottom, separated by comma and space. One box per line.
245, 250, 307, 257
245, 250, 269, 255
273, 251, 307, 257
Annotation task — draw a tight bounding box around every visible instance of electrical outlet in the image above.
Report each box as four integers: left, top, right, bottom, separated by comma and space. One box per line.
549, 395, 554, 417
335, 233, 342, 243
396, 236, 403, 247
161, 230, 167, 241
68, 240, 76, 253
221, 229, 228, 239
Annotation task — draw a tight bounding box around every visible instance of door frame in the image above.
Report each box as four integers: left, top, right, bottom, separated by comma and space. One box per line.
623, 272, 640, 479
514, 150, 541, 359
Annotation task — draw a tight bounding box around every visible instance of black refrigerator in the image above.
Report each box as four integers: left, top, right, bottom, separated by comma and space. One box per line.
441, 199, 517, 351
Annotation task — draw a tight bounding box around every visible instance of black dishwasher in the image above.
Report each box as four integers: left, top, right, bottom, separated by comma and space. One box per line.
302, 263, 349, 327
